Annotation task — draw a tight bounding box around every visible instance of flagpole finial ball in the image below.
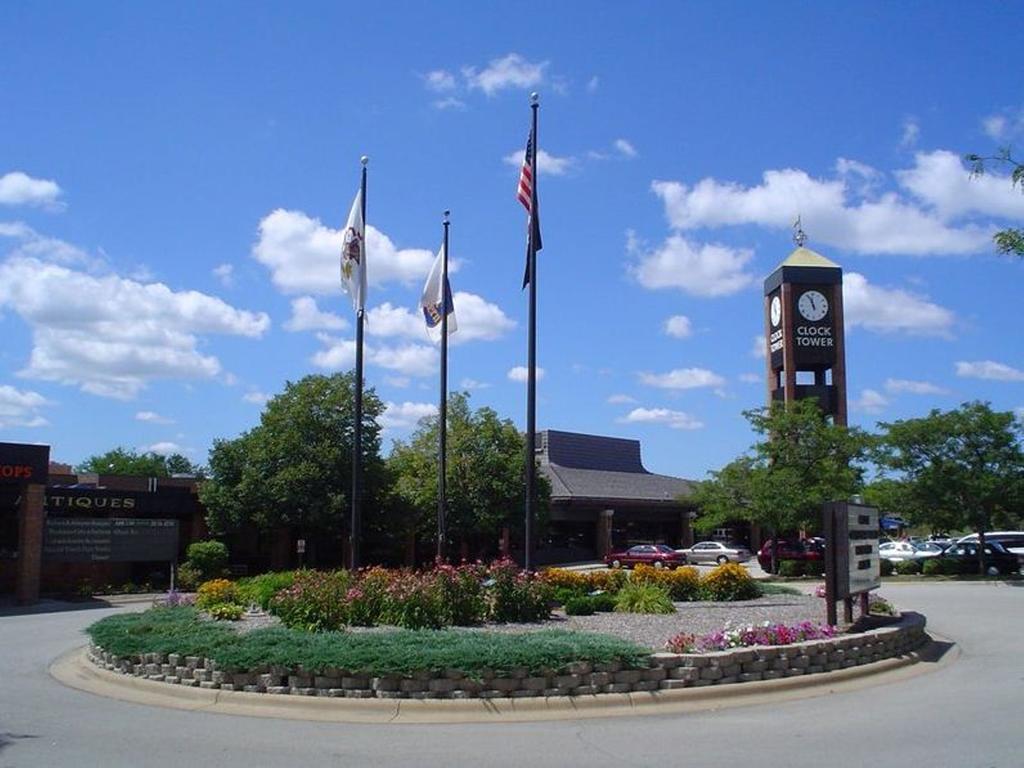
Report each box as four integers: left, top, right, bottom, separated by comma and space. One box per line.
360, 155, 369, 166
530, 92, 539, 105
443, 209, 450, 221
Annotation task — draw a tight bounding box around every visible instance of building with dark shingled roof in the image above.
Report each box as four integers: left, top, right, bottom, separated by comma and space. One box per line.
535, 430, 697, 563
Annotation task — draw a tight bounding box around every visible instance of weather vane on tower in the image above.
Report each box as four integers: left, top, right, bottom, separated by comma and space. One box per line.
793, 215, 807, 248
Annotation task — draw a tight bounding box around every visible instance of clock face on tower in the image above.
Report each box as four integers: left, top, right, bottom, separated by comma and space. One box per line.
797, 290, 829, 322
770, 295, 781, 327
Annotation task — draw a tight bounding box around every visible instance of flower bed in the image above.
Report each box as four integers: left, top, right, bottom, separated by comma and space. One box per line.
85, 606, 928, 700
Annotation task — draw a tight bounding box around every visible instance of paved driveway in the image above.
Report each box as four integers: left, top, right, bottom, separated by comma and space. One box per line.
0, 582, 1020, 767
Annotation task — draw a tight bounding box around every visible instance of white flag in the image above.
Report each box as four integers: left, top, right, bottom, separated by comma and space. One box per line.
419, 241, 457, 342
339, 189, 366, 312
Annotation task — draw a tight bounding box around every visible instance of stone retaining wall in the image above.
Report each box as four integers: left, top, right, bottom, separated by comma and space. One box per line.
87, 613, 927, 700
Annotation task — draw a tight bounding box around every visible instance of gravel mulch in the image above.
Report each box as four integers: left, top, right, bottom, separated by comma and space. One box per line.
223, 594, 828, 650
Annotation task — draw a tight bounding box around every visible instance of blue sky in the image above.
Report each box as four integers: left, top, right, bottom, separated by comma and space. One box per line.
1, 2, 1023, 479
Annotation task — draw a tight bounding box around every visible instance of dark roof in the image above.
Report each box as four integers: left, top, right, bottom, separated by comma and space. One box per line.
538, 430, 694, 504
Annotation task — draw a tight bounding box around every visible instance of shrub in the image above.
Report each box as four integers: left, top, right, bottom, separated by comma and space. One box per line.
207, 602, 244, 621
631, 563, 701, 601
880, 559, 895, 577
868, 595, 895, 615
486, 558, 551, 623
175, 563, 201, 591
185, 540, 229, 581
538, 568, 589, 593
196, 578, 239, 609
564, 596, 596, 616
921, 558, 944, 576
433, 562, 487, 626
614, 582, 675, 614
236, 571, 298, 610
700, 562, 760, 601
269, 570, 354, 631
590, 592, 616, 612
586, 569, 628, 594
552, 586, 586, 606
777, 560, 804, 578
380, 570, 447, 629
802, 560, 825, 578
894, 559, 922, 576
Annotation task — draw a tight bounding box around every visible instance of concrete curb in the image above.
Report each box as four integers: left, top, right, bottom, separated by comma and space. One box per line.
51, 637, 956, 724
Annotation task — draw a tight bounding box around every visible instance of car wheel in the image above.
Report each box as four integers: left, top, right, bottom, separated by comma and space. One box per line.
611, 559, 621, 569
653, 560, 664, 569
716, 555, 729, 565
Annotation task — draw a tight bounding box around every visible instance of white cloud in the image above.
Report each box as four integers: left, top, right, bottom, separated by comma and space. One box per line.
0, 384, 50, 428
450, 292, 516, 342
1015, 406, 1024, 423
607, 393, 637, 404
739, 373, 762, 384
650, 152, 997, 256
983, 115, 1008, 140
367, 302, 423, 339
0, 171, 64, 209
433, 97, 466, 111
136, 410, 173, 424
212, 263, 234, 288
385, 375, 411, 388
664, 315, 692, 338
504, 148, 575, 176
897, 150, 1024, 221
751, 335, 766, 360
619, 407, 704, 430
243, 391, 270, 405
460, 378, 490, 391
0, 256, 270, 399
628, 231, 755, 297
252, 209, 435, 296
955, 360, 1024, 382
312, 333, 438, 378
144, 441, 183, 456
639, 367, 726, 390
883, 378, 949, 395
614, 139, 637, 158
0, 221, 92, 266
381, 401, 437, 430
423, 69, 457, 92
586, 76, 600, 93
900, 118, 920, 148
851, 388, 889, 414
844, 272, 955, 337
285, 296, 347, 332
463, 53, 546, 96
508, 366, 545, 382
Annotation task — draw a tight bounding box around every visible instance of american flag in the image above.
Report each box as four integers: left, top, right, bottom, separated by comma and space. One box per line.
517, 133, 535, 213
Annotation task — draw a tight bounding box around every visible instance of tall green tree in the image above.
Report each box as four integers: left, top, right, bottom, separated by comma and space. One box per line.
693, 399, 870, 571
199, 373, 386, 565
966, 149, 1024, 257
77, 447, 204, 477
387, 392, 549, 561
876, 401, 1024, 574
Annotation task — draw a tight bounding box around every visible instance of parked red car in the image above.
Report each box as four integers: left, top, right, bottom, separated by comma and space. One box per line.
605, 544, 688, 569
757, 538, 824, 573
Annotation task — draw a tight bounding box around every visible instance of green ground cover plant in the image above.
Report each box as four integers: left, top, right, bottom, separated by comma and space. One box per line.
86, 607, 647, 676
614, 583, 675, 614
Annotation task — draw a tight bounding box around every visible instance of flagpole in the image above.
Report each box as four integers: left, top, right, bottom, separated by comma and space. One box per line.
351, 155, 368, 571
524, 93, 539, 572
437, 210, 450, 562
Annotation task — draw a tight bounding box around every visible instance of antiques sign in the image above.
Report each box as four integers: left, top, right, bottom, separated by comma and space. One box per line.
42, 517, 179, 562
824, 501, 880, 600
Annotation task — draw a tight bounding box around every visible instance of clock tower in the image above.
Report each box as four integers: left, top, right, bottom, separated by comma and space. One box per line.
763, 228, 848, 425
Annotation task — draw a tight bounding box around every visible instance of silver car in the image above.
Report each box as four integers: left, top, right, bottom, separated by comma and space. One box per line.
676, 540, 752, 565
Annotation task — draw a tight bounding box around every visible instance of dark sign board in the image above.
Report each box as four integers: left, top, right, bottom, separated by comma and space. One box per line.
0, 442, 49, 485
824, 501, 880, 619
0, 486, 200, 520
42, 517, 179, 562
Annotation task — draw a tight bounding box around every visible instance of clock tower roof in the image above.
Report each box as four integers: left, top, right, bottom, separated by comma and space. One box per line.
764, 246, 843, 294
